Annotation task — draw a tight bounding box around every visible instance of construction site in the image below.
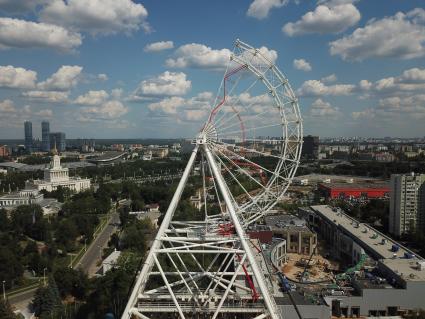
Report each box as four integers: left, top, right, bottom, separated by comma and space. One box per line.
243, 205, 425, 318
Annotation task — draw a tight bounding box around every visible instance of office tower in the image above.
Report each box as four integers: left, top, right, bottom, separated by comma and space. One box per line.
41, 121, 50, 152
24, 121, 33, 153
302, 135, 319, 159
49, 132, 66, 152
389, 173, 425, 236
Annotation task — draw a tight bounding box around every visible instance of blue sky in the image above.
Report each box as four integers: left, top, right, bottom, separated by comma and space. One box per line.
0, 0, 424, 139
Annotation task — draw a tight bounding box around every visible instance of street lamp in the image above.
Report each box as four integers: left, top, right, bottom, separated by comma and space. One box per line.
43, 268, 47, 286
2, 280, 6, 300
98, 245, 102, 260
84, 238, 87, 251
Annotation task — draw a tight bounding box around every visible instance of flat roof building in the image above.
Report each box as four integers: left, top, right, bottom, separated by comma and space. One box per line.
318, 182, 390, 199
265, 214, 317, 255
309, 205, 425, 317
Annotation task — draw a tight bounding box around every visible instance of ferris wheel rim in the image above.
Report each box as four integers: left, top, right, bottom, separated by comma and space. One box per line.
200, 39, 303, 223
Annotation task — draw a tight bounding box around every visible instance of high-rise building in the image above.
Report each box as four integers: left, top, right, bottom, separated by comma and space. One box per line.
389, 173, 425, 236
302, 135, 319, 159
41, 121, 50, 152
0, 145, 9, 157
49, 132, 66, 152
24, 121, 33, 153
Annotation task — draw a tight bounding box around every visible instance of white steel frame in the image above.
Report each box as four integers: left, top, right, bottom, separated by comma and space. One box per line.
121, 39, 302, 319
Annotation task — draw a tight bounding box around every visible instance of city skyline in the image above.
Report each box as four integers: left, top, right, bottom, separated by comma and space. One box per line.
0, 0, 425, 139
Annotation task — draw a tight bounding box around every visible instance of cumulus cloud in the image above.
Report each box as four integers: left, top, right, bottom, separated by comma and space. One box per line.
147, 92, 213, 122
359, 67, 425, 97
166, 44, 232, 70
22, 90, 69, 102
0, 99, 17, 113
321, 74, 337, 83
144, 41, 174, 52
133, 71, 191, 98
97, 73, 108, 81
330, 8, 425, 61
0, 65, 37, 89
0, 18, 82, 52
37, 65, 83, 91
39, 0, 149, 36
74, 90, 109, 105
247, 0, 288, 19
35, 109, 53, 118
293, 58, 312, 71
166, 43, 277, 71
81, 100, 128, 119
297, 79, 355, 97
0, 100, 53, 128
111, 88, 123, 99
282, 3, 360, 36
148, 96, 184, 115
309, 98, 341, 118
351, 108, 375, 120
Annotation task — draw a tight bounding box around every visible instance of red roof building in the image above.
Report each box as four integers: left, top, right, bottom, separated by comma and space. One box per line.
319, 182, 390, 199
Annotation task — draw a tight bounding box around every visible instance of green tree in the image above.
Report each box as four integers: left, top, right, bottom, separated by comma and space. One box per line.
53, 267, 89, 299
0, 209, 9, 231
0, 299, 18, 319
32, 276, 63, 319
55, 219, 78, 251
0, 247, 24, 288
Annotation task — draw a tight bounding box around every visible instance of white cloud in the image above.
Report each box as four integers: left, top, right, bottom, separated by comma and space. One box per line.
74, 90, 109, 105
135, 71, 191, 97
0, 18, 82, 52
310, 98, 341, 118
321, 74, 337, 83
318, 0, 359, 5
166, 43, 232, 70
40, 0, 149, 36
166, 43, 277, 71
147, 92, 212, 122
283, 4, 360, 36
81, 100, 128, 119
97, 73, 108, 81
0, 65, 37, 89
358, 79, 372, 91
38, 65, 83, 91
22, 90, 69, 102
35, 109, 53, 118
359, 67, 425, 97
400, 67, 425, 83
144, 41, 174, 52
377, 94, 425, 114
0, 99, 17, 113
297, 79, 355, 97
148, 96, 184, 115
293, 58, 312, 71
330, 8, 425, 61
111, 88, 123, 99
351, 108, 375, 120
247, 0, 288, 19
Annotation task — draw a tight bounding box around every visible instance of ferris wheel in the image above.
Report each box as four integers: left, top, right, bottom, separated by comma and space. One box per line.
122, 40, 303, 319
201, 39, 303, 226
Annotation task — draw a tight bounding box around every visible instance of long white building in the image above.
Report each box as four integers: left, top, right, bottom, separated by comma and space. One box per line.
25, 154, 91, 192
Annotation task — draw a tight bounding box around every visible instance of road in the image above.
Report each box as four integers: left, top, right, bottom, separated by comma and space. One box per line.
9, 211, 120, 317
75, 211, 120, 277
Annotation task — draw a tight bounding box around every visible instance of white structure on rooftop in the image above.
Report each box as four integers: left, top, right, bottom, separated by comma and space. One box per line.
25, 154, 90, 193
0, 188, 43, 208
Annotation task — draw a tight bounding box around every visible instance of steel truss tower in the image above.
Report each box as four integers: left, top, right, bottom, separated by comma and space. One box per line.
122, 40, 302, 319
